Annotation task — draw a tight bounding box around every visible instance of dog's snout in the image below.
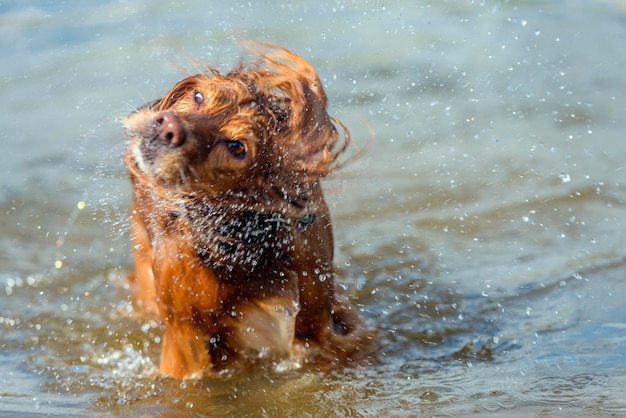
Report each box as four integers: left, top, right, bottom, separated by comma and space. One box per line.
155, 111, 186, 147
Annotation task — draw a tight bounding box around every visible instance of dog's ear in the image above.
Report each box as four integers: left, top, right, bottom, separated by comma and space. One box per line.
253, 93, 291, 136
244, 41, 329, 106
292, 79, 338, 162
242, 42, 349, 178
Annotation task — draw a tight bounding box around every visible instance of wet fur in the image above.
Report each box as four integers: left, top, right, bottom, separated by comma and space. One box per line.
124, 43, 374, 379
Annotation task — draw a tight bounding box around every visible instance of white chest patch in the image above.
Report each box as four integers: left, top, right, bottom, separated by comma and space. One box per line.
222, 297, 302, 368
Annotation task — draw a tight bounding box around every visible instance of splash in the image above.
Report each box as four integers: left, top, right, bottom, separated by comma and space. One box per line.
53, 141, 131, 269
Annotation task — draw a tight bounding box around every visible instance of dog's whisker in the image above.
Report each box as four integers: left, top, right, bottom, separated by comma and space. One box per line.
187, 165, 201, 184
178, 167, 190, 188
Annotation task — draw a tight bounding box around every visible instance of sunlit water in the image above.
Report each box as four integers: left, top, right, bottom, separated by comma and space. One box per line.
2, 1, 626, 416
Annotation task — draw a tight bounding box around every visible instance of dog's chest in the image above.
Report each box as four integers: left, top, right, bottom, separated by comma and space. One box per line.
184, 205, 295, 270
220, 297, 301, 364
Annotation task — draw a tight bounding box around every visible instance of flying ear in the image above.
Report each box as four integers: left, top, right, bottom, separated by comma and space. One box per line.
243, 41, 329, 106
243, 42, 349, 178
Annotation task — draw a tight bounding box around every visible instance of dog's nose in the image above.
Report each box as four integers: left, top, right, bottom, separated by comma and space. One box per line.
155, 111, 186, 147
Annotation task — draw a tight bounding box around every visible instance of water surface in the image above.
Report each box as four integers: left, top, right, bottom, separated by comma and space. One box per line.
2, 0, 626, 416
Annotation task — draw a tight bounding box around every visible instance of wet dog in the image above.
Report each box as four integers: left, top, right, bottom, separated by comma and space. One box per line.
124, 43, 374, 379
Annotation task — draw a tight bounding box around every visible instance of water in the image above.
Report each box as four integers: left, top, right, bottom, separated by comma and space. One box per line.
2, 0, 626, 416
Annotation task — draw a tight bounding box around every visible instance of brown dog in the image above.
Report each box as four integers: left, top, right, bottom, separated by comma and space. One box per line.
124, 43, 373, 379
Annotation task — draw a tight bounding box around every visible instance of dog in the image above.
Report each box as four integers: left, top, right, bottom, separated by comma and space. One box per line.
123, 42, 374, 379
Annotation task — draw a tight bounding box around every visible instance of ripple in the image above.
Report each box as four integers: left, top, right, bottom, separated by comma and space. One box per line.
517, 372, 610, 409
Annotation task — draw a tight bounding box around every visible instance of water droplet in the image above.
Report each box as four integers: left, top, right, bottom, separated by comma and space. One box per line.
420, 391, 440, 401
558, 172, 571, 183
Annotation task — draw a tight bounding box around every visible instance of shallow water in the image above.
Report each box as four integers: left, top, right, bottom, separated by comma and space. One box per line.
2, 0, 626, 416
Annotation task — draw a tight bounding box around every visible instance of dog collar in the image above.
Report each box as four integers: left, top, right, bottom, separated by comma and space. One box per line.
294, 213, 316, 232
262, 211, 316, 232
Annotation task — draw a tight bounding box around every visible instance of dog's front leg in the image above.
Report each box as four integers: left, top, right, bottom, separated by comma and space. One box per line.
160, 321, 210, 379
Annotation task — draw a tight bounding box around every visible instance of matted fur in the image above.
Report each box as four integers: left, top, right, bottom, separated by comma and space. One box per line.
124, 42, 374, 379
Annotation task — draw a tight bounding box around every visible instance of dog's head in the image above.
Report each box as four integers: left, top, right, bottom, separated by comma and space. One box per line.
124, 43, 350, 212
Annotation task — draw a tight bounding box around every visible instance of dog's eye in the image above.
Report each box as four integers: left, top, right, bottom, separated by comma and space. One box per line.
226, 140, 246, 159
193, 91, 204, 106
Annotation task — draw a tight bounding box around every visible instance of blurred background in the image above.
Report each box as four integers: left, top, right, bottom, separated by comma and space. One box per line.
1, 1, 626, 416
